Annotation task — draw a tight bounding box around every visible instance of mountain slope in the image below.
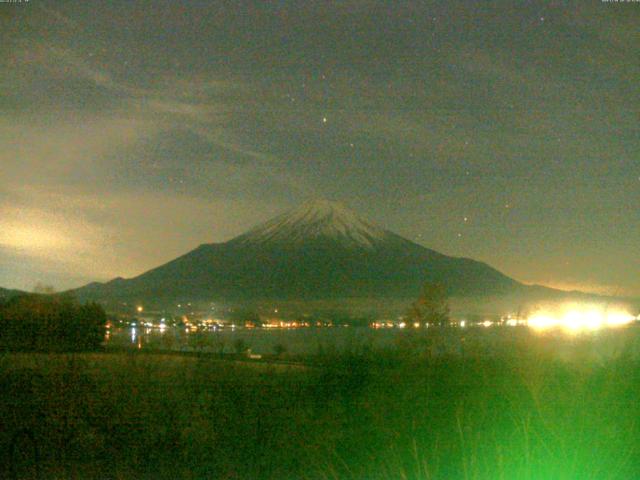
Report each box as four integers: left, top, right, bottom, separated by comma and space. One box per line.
0, 287, 26, 301
72, 200, 522, 303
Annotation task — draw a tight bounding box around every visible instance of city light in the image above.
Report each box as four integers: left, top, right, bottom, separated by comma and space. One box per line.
526, 303, 636, 333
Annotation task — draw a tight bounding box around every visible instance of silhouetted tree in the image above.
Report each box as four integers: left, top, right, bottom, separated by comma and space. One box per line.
407, 281, 450, 327
0, 294, 107, 351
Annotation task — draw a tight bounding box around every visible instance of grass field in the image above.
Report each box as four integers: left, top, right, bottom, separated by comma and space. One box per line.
2, 332, 640, 479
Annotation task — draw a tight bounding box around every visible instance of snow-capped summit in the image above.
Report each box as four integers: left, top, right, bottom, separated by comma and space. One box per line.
234, 199, 388, 248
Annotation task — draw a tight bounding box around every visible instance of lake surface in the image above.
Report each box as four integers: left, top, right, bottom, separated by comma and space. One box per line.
105, 323, 640, 362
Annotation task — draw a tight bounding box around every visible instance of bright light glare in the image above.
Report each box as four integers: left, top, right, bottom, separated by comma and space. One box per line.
527, 303, 635, 333
527, 314, 557, 330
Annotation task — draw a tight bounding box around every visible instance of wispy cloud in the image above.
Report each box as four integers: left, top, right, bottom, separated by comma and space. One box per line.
1, 36, 310, 289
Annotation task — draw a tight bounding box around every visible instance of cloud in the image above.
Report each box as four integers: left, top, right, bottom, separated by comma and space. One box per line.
0, 113, 160, 188
0, 180, 295, 290
0, 39, 307, 289
0, 199, 112, 287
1, 37, 297, 194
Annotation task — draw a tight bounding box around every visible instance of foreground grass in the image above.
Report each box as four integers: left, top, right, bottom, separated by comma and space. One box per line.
1, 337, 640, 479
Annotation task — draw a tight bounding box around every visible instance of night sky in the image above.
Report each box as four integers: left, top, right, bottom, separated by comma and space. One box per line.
1, 1, 638, 296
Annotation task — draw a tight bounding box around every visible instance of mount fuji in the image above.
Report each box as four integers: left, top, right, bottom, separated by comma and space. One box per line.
72, 200, 524, 305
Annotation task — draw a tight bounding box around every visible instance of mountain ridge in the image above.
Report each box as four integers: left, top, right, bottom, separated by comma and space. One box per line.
0, 287, 26, 301
70, 199, 526, 305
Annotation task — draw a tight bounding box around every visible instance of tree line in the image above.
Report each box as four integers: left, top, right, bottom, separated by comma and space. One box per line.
0, 294, 107, 352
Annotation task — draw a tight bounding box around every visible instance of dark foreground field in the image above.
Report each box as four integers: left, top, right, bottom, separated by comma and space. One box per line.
2, 332, 640, 479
